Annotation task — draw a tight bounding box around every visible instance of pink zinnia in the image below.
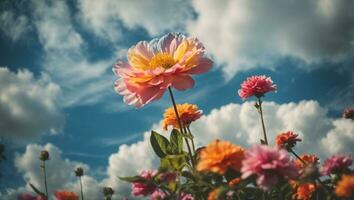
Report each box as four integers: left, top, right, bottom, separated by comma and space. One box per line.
113, 33, 213, 108
238, 75, 277, 100
132, 170, 157, 196
18, 193, 47, 200
321, 155, 352, 175
54, 191, 79, 200
150, 189, 165, 200
241, 145, 298, 190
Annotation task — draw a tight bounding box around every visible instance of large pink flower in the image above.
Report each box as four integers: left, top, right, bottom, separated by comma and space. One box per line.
132, 170, 157, 196
238, 75, 277, 100
113, 33, 213, 108
241, 145, 298, 190
321, 155, 352, 175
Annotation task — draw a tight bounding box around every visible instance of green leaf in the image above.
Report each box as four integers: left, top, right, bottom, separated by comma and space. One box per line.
160, 154, 187, 171
29, 183, 45, 196
118, 175, 149, 183
150, 130, 170, 158
169, 129, 183, 154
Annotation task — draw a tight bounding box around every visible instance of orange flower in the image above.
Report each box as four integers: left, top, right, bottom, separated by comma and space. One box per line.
335, 174, 354, 198
54, 191, 79, 200
208, 188, 220, 200
275, 131, 301, 150
197, 140, 245, 175
228, 178, 241, 186
292, 183, 316, 200
295, 154, 319, 169
162, 103, 202, 130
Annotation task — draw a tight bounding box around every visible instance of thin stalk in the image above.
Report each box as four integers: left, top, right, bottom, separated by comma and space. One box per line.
41, 161, 48, 198
257, 98, 268, 145
79, 176, 84, 200
186, 126, 197, 155
168, 87, 195, 168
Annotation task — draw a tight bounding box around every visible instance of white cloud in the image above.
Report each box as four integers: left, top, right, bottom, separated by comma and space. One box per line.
29, 0, 115, 107
11, 143, 101, 200
78, 0, 193, 40
0, 10, 30, 41
188, 0, 354, 79
0, 67, 63, 141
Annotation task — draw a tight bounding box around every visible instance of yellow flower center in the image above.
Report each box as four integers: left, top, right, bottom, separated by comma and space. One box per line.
149, 53, 176, 69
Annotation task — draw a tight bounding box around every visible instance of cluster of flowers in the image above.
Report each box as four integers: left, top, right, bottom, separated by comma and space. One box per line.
18, 33, 354, 199
114, 33, 354, 200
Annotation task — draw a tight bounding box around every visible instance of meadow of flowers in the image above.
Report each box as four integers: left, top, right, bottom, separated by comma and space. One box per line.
18, 33, 353, 200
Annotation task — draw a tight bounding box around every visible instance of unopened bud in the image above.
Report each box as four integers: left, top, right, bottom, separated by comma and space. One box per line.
103, 187, 114, 197
40, 150, 49, 161
75, 167, 84, 177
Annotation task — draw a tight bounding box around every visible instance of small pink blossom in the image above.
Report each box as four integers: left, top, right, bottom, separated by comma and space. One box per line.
131, 170, 157, 196
18, 194, 46, 200
238, 75, 277, 100
241, 145, 298, 190
150, 189, 165, 200
178, 193, 194, 200
321, 155, 352, 175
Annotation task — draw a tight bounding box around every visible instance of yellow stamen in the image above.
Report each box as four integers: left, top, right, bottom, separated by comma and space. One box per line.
149, 53, 176, 69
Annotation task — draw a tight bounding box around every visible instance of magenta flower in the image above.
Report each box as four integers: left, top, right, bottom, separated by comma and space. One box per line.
131, 170, 157, 196
18, 194, 46, 200
241, 145, 298, 190
178, 193, 194, 200
150, 189, 165, 200
238, 75, 277, 100
321, 155, 353, 175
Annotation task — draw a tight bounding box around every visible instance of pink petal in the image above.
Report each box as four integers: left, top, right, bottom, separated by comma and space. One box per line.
186, 57, 213, 74
172, 75, 195, 91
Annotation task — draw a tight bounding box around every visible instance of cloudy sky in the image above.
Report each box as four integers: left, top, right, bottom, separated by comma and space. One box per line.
0, 0, 353, 199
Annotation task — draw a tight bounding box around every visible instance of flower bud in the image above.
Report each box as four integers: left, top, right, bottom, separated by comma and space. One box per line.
74, 167, 84, 177
40, 150, 49, 161
103, 187, 114, 197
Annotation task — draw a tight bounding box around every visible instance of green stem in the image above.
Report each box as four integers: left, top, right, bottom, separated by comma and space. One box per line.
168, 87, 195, 168
79, 176, 84, 200
42, 161, 48, 198
257, 98, 268, 145
186, 126, 196, 155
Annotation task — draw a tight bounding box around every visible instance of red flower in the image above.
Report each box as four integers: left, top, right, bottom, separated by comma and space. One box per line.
54, 191, 79, 200
275, 131, 302, 150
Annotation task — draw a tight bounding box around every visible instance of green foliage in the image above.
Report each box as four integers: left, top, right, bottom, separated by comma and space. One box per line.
169, 129, 183, 154
150, 130, 170, 158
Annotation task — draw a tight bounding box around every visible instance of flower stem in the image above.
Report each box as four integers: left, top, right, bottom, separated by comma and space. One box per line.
257, 98, 268, 145
186, 126, 196, 155
79, 176, 84, 200
41, 160, 48, 198
168, 87, 195, 168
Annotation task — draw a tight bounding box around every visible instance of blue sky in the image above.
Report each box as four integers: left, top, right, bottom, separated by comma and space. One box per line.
0, 0, 353, 199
